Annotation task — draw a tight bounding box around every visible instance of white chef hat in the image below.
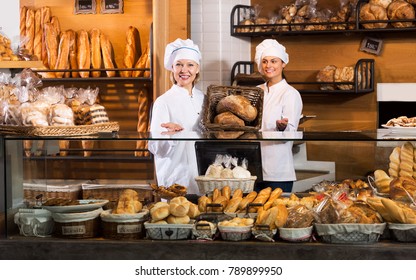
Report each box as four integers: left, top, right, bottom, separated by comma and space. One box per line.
164, 38, 201, 71
254, 39, 289, 74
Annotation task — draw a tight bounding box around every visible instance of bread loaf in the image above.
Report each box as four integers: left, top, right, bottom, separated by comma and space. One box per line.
389, 146, 401, 177
221, 186, 231, 200
334, 66, 359, 90
33, 9, 42, 60
25, 8, 35, 55
369, 0, 392, 9
40, 6, 51, 67
400, 142, 414, 177
232, 189, 243, 199
249, 187, 272, 213
55, 31, 70, 78
374, 169, 392, 193
187, 203, 200, 219
214, 112, 245, 126
44, 22, 58, 74
133, 44, 149, 77
359, 3, 388, 29
89, 28, 102, 77
216, 95, 257, 122
20, 6, 27, 49
50, 16, 60, 35
67, 29, 79, 78
100, 33, 116, 77
263, 188, 283, 210
387, 0, 415, 28
381, 198, 416, 224
77, 29, 91, 78
120, 26, 139, 77
224, 196, 243, 213
316, 65, 336, 90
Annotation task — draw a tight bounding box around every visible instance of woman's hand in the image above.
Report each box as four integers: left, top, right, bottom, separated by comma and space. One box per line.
276, 118, 288, 131
161, 122, 184, 133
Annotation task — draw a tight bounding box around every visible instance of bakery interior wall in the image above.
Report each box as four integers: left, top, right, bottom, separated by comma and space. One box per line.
18, 0, 189, 181
191, 0, 416, 179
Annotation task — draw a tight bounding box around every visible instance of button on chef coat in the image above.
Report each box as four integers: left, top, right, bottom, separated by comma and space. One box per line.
148, 84, 205, 194
259, 79, 303, 182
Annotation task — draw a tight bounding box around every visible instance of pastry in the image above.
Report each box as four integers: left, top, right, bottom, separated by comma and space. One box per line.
387, 0, 415, 28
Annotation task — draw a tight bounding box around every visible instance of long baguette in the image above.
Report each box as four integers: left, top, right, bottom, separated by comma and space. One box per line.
89, 28, 102, 77
100, 33, 116, 77
77, 29, 91, 78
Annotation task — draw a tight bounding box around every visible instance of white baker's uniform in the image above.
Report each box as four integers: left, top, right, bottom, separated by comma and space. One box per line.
148, 84, 205, 194
259, 79, 303, 181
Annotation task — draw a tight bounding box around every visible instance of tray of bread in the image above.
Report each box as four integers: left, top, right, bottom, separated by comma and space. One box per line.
201, 85, 263, 132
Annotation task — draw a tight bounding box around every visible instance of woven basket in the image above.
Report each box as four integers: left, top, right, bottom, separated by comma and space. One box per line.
202, 85, 263, 132
0, 122, 119, 136
52, 208, 103, 238
101, 209, 149, 240
315, 223, 386, 244
218, 224, 253, 241
388, 223, 416, 242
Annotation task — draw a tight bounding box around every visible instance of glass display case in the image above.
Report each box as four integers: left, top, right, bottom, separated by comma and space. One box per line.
1, 130, 416, 259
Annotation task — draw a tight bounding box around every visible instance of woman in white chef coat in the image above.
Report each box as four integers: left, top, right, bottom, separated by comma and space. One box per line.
148, 38, 204, 195
254, 39, 303, 193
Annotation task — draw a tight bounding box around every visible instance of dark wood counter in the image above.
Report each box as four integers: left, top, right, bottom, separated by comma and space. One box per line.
1, 237, 415, 260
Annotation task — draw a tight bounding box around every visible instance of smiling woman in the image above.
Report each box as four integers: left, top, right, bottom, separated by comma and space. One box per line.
148, 38, 205, 195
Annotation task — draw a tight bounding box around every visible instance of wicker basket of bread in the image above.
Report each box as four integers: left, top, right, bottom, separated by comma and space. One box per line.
202, 85, 263, 132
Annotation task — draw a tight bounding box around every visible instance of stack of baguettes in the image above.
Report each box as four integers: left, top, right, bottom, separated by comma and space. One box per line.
20, 6, 150, 78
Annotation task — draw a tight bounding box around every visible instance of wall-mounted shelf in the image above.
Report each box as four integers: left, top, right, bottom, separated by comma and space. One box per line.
231, 59, 375, 94
231, 1, 416, 37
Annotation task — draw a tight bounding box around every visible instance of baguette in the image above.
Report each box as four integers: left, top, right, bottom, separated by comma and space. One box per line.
55, 31, 70, 78
263, 188, 283, 210
224, 196, 243, 213
33, 9, 42, 60
44, 22, 58, 73
221, 186, 231, 201
100, 33, 116, 77
67, 29, 79, 78
25, 8, 35, 55
40, 6, 51, 67
389, 146, 401, 178
232, 189, 243, 199
120, 26, 139, 77
135, 88, 150, 156
249, 187, 272, 213
89, 28, 102, 77
77, 29, 91, 78
20, 6, 27, 48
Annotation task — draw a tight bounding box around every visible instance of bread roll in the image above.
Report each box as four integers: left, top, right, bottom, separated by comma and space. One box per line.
249, 187, 272, 213
221, 186, 231, 200
214, 112, 245, 126
212, 195, 228, 212
212, 188, 221, 202
89, 28, 102, 77
150, 202, 170, 222
187, 203, 200, 219
216, 95, 257, 122
387, 0, 415, 28
167, 215, 190, 224
198, 195, 212, 212
374, 169, 392, 193
169, 196, 190, 217
25, 8, 35, 55
55, 31, 70, 78
359, 3, 388, 29
224, 197, 243, 213
381, 197, 416, 224
77, 29, 91, 78
238, 191, 257, 211
100, 33, 116, 77
120, 26, 139, 77
232, 189, 243, 199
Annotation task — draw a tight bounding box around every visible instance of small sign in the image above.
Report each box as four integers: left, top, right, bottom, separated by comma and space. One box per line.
74, 0, 97, 15
101, 0, 124, 14
360, 37, 383, 56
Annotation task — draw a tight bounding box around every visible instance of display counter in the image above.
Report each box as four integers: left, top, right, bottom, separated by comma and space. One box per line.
1, 130, 416, 260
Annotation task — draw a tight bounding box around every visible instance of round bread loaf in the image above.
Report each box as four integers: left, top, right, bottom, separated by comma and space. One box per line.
216, 95, 257, 122
359, 3, 388, 29
187, 203, 201, 219
387, 0, 415, 28
214, 111, 245, 126
316, 65, 337, 90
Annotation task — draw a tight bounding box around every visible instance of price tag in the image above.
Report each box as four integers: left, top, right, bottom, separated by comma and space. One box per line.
360, 37, 383, 55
